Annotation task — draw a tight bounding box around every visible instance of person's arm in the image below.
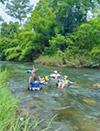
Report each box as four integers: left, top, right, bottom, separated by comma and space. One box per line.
70, 81, 77, 85
32, 66, 38, 72
38, 75, 41, 80
38, 76, 43, 82
38, 76, 44, 83
29, 76, 32, 84
35, 68, 38, 72
32, 69, 38, 73
40, 79, 45, 83
58, 73, 61, 76
50, 74, 53, 77
57, 74, 61, 78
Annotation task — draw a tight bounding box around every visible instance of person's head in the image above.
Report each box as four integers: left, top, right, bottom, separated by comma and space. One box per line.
44, 76, 49, 81
64, 75, 68, 80
54, 70, 58, 74
34, 77, 37, 81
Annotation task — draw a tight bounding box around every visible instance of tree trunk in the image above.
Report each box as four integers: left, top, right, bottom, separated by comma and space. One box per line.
19, 19, 23, 29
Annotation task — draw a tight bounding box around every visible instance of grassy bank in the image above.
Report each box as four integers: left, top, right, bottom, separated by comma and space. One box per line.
0, 69, 18, 130
34, 55, 100, 68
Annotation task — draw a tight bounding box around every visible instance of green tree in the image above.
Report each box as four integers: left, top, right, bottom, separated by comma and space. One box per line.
49, 34, 67, 54
1, 22, 19, 39
6, 0, 33, 28
45, 0, 100, 34
2, 30, 44, 61
73, 18, 100, 52
29, 0, 62, 47
18, 31, 43, 61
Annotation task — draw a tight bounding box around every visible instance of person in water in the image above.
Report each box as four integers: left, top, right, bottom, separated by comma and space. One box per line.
57, 75, 76, 89
38, 76, 49, 85
31, 65, 38, 77
26, 65, 38, 76
50, 70, 61, 79
29, 76, 42, 88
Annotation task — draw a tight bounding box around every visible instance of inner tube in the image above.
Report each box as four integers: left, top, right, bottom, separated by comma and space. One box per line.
56, 82, 70, 88
40, 81, 50, 86
26, 70, 32, 73
28, 87, 42, 91
50, 76, 60, 79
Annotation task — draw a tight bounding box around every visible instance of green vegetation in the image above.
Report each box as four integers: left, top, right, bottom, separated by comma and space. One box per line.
0, 69, 18, 130
6, 0, 33, 28
35, 55, 64, 66
0, 0, 100, 67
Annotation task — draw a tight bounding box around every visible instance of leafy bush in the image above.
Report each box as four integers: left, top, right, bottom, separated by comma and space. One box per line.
35, 55, 64, 66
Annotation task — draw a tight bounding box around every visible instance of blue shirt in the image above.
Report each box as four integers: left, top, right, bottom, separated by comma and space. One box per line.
60, 79, 70, 86
30, 81, 41, 87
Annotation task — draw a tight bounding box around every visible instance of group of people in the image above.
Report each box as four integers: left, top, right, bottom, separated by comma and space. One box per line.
28, 66, 76, 90
28, 66, 49, 89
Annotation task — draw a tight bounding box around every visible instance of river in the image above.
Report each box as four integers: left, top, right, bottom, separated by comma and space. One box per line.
0, 61, 100, 131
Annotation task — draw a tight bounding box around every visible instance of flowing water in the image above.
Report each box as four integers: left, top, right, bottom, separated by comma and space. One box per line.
0, 61, 100, 131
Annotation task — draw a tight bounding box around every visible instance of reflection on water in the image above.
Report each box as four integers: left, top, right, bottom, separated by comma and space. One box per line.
0, 61, 100, 131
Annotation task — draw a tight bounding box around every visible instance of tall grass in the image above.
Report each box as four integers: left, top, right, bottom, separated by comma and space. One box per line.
0, 69, 18, 130
0, 69, 55, 131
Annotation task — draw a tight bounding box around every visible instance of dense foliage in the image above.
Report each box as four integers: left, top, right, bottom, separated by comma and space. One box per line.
6, 0, 33, 28
0, 0, 100, 67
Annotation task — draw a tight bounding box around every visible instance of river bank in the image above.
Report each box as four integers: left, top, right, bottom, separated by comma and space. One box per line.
34, 55, 100, 68
0, 69, 18, 130
0, 51, 100, 68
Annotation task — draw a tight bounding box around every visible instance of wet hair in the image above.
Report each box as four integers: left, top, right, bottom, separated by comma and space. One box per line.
34, 77, 37, 81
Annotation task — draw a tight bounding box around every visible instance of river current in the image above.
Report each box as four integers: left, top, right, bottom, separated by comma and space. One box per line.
0, 61, 100, 131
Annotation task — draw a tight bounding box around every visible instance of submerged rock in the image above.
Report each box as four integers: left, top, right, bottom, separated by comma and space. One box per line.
21, 109, 29, 115
83, 98, 96, 104
57, 108, 76, 120
93, 83, 100, 89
